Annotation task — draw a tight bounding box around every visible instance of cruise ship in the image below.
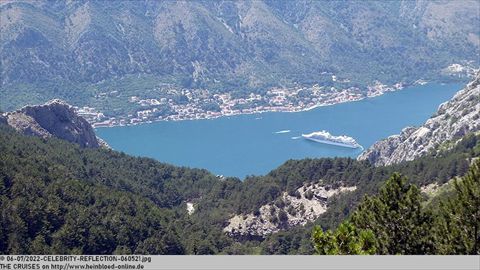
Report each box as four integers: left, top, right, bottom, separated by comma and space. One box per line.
301, 130, 363, 149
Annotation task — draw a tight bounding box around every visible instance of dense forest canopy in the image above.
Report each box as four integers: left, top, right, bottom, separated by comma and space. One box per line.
313, 162, 480, 255
1, 124, 479, 254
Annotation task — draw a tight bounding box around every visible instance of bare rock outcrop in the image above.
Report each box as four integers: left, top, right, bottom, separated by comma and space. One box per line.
358, 73, 480, 166
3, 99, 106, 148
223, 182, 356, 238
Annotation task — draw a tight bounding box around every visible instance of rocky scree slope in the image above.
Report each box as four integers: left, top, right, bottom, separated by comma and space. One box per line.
358, 73, 480, 166
2, 99, 106, 148
224, 181, 356, 238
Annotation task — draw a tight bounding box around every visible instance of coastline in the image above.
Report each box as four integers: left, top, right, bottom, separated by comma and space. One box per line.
93, 95, 365, 129
94, 81, 464, 178
91, 82, 409, 129
89, 80, 453, 129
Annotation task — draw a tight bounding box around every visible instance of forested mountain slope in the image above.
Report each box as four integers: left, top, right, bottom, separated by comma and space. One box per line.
311, 162, 479, 255
0, 123, 228, 254
1, 0, 478, 113
1, 123, 478, 254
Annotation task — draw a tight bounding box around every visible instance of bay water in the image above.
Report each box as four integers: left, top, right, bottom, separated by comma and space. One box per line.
97, 83, 462, 178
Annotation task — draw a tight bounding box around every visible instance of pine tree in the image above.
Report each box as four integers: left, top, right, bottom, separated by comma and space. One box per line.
350, 173, 435, 254
434, 160, 480, 254
312, 222, 376, 255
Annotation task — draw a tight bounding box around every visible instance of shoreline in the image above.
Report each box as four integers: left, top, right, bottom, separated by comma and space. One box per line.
91, 80, 458, 129
92, 80, 466, 178
93, 94, 367, 129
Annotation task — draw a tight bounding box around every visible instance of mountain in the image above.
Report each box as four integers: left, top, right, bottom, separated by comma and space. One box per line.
2, 99, 106, 148
0, 122, 225, 254
1, 120, 478, 254
1, 0, 479, 115
358, 73, 480, 166
1, 0, 480, 255
1, 89, 479, 255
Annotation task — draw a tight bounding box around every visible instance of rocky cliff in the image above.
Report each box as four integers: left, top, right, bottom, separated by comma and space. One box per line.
2, 99, 106, 148
358, 73, 480, 166
224, 181, 356, 239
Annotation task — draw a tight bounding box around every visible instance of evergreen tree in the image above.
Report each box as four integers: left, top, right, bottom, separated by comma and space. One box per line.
1, 124, 479, 255
434, 160, 480, 254
350, 173, 435, 254
312, 222, 376, 255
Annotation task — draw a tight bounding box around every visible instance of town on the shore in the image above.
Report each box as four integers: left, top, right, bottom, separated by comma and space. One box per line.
76, 61, 478, 128
77, 81, 410, 128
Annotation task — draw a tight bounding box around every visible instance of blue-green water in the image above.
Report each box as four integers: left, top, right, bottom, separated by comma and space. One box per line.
97, 83, 462, 179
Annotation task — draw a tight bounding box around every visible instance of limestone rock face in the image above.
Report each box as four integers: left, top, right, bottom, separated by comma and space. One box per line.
223, 182, 356, 239
3, 99, 105, 148
358, 73, 480, 166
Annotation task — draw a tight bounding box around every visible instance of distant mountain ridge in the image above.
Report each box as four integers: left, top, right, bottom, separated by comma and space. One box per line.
2, 99, 106, 148
358, 73, 480, 166
1, 0, 479, 112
